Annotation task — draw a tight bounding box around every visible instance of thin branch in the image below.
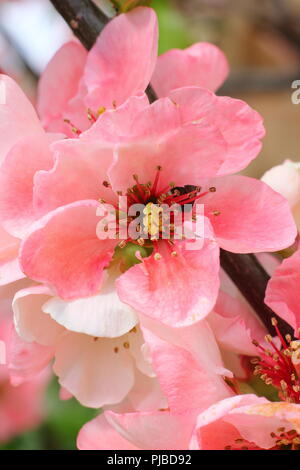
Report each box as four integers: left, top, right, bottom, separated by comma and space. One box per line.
220, 250, 293, 337
50, 0, 109, 50
50, 0, 292, 337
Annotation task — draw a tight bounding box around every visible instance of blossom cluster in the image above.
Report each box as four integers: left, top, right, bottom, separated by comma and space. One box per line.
1, 6, 300, 450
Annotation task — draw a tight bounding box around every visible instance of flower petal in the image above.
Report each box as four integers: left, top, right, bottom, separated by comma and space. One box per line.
37, 41, 87, 133
77, 414, 139, 450
53, 332, 135, 408
0, 75, 44, 163
265, 250, 300, 332
0, 134, 56, 238
42, 280, 138, 338
152, 42, 229, 97
13, 285, 64, 346
117, 236, 220, 327
20, 201, 116, 300
169, 87, 265, 175
34, 138, 116, 214
84, 7, 158, 109
202, 175, 297, 253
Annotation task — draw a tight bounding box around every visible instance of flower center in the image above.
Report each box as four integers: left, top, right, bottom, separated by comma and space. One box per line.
225, 428, 300, 450
252, 318, 300, 403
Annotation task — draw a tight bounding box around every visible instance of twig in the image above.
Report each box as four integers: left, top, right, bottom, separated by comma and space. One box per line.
50, 0, 108, 50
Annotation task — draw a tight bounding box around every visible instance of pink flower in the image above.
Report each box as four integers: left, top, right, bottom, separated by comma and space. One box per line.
191, 395, 300, 450
18, 88, 296, 327
0, 282, 50, 443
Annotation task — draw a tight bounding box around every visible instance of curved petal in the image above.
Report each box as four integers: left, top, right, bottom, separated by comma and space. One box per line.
33, 138, 116, 214
265, 250, 300, 332
109, 98, 227, 193
169, 87, 265, 175
106, 410, 192, 450
0, 226, 24, 285
85, 7, 158, 109
208, 291, 267, 356
37, 41, 87, 133
0, 134, 55, 238
20, 201, 116, 300
0, 74, 44, 163
77, 414, 139, 450
262, 159, 300, 209
53, 332, 135, 408
142, 328, 232, 416
152, 42, 229, 97
191, 394, 267, 450
7, 330, 53, 385
202, 175, 297, 253
13, 285, 64, 346
42, 281, 138, 338
117, 237, 220, 327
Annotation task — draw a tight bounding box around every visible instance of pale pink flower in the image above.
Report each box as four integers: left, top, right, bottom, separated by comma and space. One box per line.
18, 90, 296, 327
262, 159, 300, 229
190, 395, 300, 450
12, 270, 166, 409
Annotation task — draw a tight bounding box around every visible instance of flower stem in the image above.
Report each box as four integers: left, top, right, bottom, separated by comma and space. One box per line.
50, 0, 292, 338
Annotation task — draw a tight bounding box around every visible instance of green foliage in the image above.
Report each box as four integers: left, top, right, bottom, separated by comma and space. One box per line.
152, 0, 194, 54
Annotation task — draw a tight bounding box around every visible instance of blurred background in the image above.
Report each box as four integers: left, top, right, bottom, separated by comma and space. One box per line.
0, 0, 300, 449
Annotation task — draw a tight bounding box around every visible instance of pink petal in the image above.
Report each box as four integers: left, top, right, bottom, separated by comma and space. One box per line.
209, 291, 267, 356
142, 328, 232, 416
191, 394, 268, 450
108, 98, 227, 193
77, 414, 139, 450
105, 410, 192, 450
0, 75, 44, 163
84, 7, 158, 109
169, 87, 265, 175
117, 237, 220, 327
265, 250, 300, 332
8, 331, 53, 386
82, 94, 149, 143
34, 138, 116, 214
20, 201, 116, 300
152, 42, 229, 97
202, 175, 297, 253
13, 285, 64, 346
0, 134, 55, 238
37, 41, 87, 133
0, 226, 24, 285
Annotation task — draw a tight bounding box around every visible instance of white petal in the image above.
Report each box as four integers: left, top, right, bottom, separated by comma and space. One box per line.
42, 281, 138, 338
54, 331, 135, 408
13, 285, 64, 346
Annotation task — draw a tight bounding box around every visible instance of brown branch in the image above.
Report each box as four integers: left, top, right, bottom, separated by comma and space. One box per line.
50, 0, 292, 337
50, 0, 109, 50
220, 250, 293, 337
